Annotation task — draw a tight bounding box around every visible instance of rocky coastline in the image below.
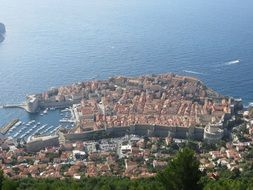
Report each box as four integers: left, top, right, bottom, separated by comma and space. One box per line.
0, 22, 6, 43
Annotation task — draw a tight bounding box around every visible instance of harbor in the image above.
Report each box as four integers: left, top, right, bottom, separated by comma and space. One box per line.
1, 106, 76, 142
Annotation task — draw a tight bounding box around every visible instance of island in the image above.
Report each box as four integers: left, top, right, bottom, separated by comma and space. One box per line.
0, 22, 6, 43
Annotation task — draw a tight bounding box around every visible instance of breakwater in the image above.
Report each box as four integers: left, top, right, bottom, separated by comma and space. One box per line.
2, 104, 29, 112
2, 97, 79, 113
0, 119, 19, 135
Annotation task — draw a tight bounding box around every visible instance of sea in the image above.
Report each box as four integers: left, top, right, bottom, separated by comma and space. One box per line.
0, 0, 253, 129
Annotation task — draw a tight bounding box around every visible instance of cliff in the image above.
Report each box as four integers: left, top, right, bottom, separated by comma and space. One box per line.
0, 35, 4, 43
0, 23, 6, 33
0, 23, 6, 43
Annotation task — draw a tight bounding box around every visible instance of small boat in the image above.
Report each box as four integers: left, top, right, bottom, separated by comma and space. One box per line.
14, 121, 22, 127
20, 134, 26, 139
43, 108, 48, 114
10, 121, 22, 131
61, 108, 69, 113
60, 118, 75, 123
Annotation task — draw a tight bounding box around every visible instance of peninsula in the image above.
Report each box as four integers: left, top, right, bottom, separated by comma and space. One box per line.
7, 73, 242, 149
24, 73, 234, 127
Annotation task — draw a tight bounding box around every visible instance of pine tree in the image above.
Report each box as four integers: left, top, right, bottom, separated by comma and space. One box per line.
157, 148, 202, 190
0, 169, 4, 190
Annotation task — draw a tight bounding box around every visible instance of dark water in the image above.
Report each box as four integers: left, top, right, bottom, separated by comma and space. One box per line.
0, 0, 253, 127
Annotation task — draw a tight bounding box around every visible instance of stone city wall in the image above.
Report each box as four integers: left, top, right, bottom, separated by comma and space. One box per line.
65, 125, 204, 142
26, 136, 59, 152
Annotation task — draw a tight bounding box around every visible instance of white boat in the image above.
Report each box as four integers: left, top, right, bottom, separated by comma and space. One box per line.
36, 124, 47, 133
26, 120, 35, 126
9, 121, 21, 132
41, 124, 47, 128
14, 121, 22, 127
13, 133, 19, 138
50, 127, 59, 134
43, 108, 48, 114
61, 108, 69, 113
60, 119, 75, 123
42, 125, 54, 134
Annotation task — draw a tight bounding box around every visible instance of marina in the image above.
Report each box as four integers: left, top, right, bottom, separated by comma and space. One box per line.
3, 107, 76, 142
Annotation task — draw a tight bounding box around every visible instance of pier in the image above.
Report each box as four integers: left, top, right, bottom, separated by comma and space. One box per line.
0, 119, 19, 135
2, 103, 32, 113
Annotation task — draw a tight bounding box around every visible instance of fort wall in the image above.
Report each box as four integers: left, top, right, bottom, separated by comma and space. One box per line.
65, 125, 204, 142
26, 136, 59, 152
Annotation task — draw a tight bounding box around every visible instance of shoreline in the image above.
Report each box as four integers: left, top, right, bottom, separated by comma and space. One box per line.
2, 71, 253, 113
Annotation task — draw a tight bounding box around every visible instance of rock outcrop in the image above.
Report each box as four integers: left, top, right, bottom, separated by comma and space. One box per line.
0, 23, 6, 43
0, 23, 6, 33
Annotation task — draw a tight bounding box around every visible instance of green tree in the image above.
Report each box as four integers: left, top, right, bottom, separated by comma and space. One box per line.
0, 169, 4, 190
219, 169, 240, 180
203, 179, 250, 190
157, 148, 202, 190
2, 178, 18, 190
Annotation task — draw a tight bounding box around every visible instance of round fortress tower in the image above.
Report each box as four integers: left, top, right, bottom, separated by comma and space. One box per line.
26, 95, 39, 113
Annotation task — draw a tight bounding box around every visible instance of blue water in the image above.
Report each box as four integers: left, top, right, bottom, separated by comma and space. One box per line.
0, 0, 253, 127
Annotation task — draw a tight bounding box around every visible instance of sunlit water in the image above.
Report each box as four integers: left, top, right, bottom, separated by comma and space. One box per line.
0, 0, 253, 128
